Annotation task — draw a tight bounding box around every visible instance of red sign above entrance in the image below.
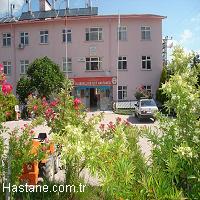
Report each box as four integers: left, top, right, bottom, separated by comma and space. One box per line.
71, 77, 117, 86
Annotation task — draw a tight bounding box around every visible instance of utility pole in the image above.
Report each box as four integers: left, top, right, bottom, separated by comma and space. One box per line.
162, 36, 173, 66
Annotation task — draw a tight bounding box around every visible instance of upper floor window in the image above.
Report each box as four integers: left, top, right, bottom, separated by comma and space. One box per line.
141, 26, 151, 40
118, 26, 127, 41
86, 28, 102, 41
142, 56, 151, 70
62, 29, 72, 43
3, 33, 11, 47
118, 56, 127, 70
3, 61, 11, 75
20, 60, 29, 74
86, 57, 102, 71
118, 86, 127, 100
62, 57, 72, 72
20, 32, 29, 45
40, 30, 48, 44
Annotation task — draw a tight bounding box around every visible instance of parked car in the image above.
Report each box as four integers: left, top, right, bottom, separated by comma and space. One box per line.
134, 98, 158, 121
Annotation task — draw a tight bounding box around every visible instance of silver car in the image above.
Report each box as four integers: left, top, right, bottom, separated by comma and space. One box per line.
135, 98, 158, 121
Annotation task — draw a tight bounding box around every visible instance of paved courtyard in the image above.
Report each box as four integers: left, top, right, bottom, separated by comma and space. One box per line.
2, 111, 157, 185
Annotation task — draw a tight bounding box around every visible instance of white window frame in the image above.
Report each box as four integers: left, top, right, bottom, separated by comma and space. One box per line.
20, 32, 29, 45
141, 26, 151, 40
20, 60, 29, 74
85, 57, 102, 71
142, 56, 151, 70
118, 56, 127, 70
3, 61, 12, 75
86, 27, 103, 41
40, 30, 48, 44
62, 57, 72, 72
3, 33, 11, 47
62, 29, 72, 43
143, 85, 152, 94
118, 86, 127, 100
118, 26, 127, 41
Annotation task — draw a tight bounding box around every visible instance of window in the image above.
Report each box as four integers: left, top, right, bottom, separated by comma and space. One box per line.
62, 29, 72, 43
142, 56, 151, 70
40, 30, 48, 44
118, 86, 127, 100
3, 33, 11, 47
118, 56, 127, 70
141, 26, 151, 40
86, 57, 102, 71
143, 85, 152, 94
20, 60, 29, 74
20, 32, 29, 45
62, 57, 72, 72
3, 61, 11, 75
86, 28, 102, 41
118, 26, 127, 41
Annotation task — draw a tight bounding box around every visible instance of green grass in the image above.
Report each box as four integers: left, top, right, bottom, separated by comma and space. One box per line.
114, 108, 134, 115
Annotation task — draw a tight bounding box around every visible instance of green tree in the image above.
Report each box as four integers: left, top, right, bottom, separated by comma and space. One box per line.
27, 56, 65, 98
156, 66, 168, 105
16, 76, 33, 103
17, 57, 64, 100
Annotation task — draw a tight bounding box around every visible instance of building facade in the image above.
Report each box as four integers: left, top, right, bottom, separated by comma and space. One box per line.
0, 1, 165, 110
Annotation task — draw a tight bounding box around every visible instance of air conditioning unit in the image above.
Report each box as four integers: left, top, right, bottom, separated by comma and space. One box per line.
18, 43, 25, 49
77, 57, 85, 62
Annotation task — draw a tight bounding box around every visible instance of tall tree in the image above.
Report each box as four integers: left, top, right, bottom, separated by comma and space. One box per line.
17, 56, 65, 101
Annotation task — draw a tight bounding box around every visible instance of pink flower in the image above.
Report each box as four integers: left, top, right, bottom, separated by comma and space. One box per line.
50, 101, 58, 107
108, 121, 116, 131
5, 111, 11, 117
2, 82, 13, 95
99, 124, 105, 131
33, 105, 38, 111
29, 130, 35, 135
24, 124, 28, 128
42, 101, 48, 107
116, 117, 122, 123
0, 64, 3, 72
74, 98, 81, 110
45, 107, 54, 118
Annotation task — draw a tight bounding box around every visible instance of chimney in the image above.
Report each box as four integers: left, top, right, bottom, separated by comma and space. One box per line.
39, 0, 51, 11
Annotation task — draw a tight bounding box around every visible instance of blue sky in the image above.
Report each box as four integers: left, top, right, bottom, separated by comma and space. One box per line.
1, 0, 200, 54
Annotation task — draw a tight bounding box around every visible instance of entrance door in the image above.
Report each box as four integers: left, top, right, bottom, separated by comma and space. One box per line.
90, 88, 97, 108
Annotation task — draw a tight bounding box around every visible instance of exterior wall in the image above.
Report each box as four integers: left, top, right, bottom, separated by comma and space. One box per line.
0, 15, 164, 101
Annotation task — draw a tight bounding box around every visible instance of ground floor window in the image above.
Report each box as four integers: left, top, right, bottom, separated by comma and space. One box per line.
118, 86, 127, 100
143, 85, 152, 94
3, 61, 12, 75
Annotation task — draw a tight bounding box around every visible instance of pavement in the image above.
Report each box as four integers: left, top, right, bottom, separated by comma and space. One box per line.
1, 111, 157, 186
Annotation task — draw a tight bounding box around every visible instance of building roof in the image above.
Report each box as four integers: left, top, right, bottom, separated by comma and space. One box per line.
0, 7, 166, 25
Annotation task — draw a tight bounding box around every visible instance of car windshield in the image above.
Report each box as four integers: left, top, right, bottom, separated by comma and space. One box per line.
141, 99, 157, 107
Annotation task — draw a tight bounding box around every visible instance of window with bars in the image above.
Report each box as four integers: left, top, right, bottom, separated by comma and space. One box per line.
118, 56, 127, 70
40, 30, 48, 44
3, 33, 11, 47
141, 26, 151, 40
62, 29, 72, 43
20, 32, 29, 45
86, 57, 102, 71
20, 60, 29, 74
142, 56, 151, 70
3, 61, 12, 75
62, 57, 72, 72
118, 86, 127, 100
86, 28, 103, 41
118, 26, 127, 41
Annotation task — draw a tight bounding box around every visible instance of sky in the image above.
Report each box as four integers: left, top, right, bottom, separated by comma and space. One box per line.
0, 0, 200, 55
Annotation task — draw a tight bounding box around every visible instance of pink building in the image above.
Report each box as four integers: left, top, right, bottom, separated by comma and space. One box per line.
0, 0, 165, 110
